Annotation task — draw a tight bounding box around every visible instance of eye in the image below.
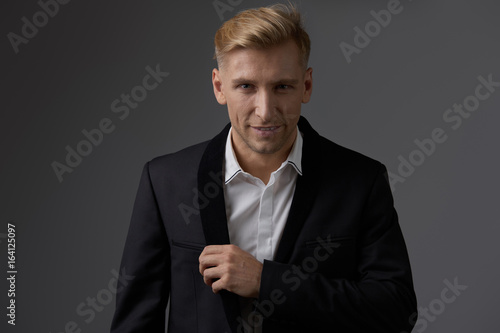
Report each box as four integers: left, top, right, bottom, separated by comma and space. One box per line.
238, 84, 252, 89
277, 84, 290, 90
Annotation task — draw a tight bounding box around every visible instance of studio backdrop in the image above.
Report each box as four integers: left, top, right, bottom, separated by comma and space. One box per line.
1, 0, 499, 332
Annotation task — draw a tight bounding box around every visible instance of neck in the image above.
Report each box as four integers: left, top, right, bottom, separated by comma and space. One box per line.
232, 129, 297, 185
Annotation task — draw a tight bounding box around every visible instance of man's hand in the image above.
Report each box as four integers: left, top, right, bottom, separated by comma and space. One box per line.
199, 244, 263, 298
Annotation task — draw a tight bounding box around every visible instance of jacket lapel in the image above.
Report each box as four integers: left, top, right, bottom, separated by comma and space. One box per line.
197, 122, 240, 332
274, 116, 321, 263
198, 122, 231, 246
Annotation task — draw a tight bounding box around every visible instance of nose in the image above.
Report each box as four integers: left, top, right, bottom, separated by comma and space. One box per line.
254, 90, 275, 122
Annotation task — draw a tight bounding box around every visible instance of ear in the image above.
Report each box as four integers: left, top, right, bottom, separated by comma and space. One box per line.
301, 67, 313, 104
212, 68, 227, 105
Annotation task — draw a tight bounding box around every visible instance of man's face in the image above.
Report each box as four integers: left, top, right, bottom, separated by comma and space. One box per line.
212, 40, 313, 158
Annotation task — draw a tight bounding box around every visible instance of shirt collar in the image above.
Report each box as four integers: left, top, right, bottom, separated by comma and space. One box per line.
224, 126, 303, 184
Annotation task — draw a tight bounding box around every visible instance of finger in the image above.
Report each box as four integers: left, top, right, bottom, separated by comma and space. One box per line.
201, 244, 228, 255
211, 277, 224, 294
199, 253, 222, 275
203, 274, 214, 287
199, 246, 223, 274
202, 267, 221, 287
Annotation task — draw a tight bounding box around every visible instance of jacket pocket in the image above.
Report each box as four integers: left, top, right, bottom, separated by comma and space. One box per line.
304, 236, 355, 249
171, 240, 206, 252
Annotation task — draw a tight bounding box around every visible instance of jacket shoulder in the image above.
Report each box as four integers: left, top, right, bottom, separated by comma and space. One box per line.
299, 116, 383, 174
315, 134, 383, 172
147, 140, 210, 178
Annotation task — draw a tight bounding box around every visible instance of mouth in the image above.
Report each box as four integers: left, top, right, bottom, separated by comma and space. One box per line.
251, 125, 282, 138
253, 126, 280, 131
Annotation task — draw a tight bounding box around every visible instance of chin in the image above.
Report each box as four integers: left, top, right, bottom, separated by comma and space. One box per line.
251, 144, 282, 155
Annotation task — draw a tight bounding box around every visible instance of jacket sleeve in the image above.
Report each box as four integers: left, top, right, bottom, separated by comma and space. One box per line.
110, 162, 170, 332
258, 164, 417, 332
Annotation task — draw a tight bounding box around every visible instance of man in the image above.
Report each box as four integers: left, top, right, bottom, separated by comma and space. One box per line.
111, 4, 417, 333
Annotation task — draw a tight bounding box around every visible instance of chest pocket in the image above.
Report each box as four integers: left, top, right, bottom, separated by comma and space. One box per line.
171, 240, 205, 266
299, 236, 357, 279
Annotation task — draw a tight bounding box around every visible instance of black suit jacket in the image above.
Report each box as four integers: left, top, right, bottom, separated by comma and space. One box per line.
111, 117, 417, 333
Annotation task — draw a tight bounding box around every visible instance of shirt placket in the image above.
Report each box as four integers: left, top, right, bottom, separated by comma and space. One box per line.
256, 179, 274, 263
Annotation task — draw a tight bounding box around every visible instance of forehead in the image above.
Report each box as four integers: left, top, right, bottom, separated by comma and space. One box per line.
221, 40, 303, 79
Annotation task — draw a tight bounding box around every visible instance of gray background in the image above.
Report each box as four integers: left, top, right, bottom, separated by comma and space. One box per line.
1, 0, 499, 332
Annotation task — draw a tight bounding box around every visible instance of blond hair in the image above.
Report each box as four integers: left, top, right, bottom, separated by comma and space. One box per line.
214, 3, 311, 69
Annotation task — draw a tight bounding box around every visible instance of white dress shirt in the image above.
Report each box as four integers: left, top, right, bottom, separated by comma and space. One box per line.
223, 127, 303, 262
223, 127, 303, 332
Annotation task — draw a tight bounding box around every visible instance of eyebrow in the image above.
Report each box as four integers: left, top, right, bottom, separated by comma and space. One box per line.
231, 78, 300, 86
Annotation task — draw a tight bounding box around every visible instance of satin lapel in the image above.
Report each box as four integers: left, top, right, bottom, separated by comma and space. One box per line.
197, 122, 240, 332
198, 122, 231, 245
274, 117, 321, 263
